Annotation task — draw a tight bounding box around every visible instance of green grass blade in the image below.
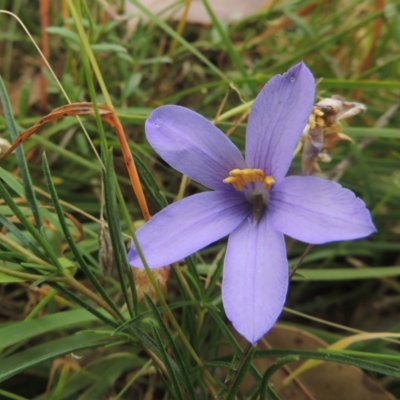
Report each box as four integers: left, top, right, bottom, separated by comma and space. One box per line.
103, 150, 134, 317
259, 356, 299, 400
0, 178, 63, 270
254, 349, 400, 378
133, 153, 168, 210
201, 0, 256, 94
0, 332, 111, 383
41, 153, 124, 320
146, 295, 198, 399
0, 309, 98, 350
226, 346, 256, 400
0, 213, 47, 260
152, 325, 185, 400
0, 75, 42, 230
293, 266, 400, 281
128, 0, 230, 83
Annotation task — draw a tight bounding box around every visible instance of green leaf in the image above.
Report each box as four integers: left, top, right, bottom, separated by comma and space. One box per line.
152, 325, 185, 400
42, 153, 123, 320
146, 295, 198, 399
0, 213, 47, 258
76, 355, 141, 400
254, 349, 400, 379
292, 266, 400, 281
0, 168, 25, 198
127, 0, 230, 83
0, 309, 99, 350
0, 332, 111, 383
91, 43, 128, 53
259, 356, 299, 400
133, 153, 168, 210
345, 127, 400, 139
17, 79, 31, 120
226, 347, 256, 400
0, 179, 56, 266
0, 75, 42, 230
103, 150, 135, 318
201, 0, 256, 94
0, 272, 26, 283
46, 26, 80, 42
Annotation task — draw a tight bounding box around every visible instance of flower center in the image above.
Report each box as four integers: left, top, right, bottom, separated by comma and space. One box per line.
222, 168, 275, 191
223, 168, 275, 223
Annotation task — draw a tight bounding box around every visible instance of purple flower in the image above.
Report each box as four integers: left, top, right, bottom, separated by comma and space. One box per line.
128, 62, 376, 344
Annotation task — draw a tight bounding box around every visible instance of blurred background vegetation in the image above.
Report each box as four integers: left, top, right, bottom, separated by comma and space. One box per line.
0, 0, 399, 399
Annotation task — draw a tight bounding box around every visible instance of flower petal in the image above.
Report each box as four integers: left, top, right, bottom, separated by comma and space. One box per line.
269, 176, 376, 244
245, 62, 315, 181
146, 106, 247, 191
222, 213, 288, 344
128, 191, 250, 268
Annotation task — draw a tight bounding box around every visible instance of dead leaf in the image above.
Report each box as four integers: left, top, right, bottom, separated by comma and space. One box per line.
221, 324, 395, 400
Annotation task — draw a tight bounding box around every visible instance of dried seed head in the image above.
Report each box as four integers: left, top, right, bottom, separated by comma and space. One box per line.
301, 96, 366, 175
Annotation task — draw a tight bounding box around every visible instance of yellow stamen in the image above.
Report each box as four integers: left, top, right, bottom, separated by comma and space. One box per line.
223, 168, 275, 191
254, 169, 265, 182
309, 107, 325, 129
263, 176, 276, 189
222, 176, 242, 191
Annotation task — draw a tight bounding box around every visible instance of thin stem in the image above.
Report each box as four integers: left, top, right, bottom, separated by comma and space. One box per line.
0, 266, 63, 282
225, 342, 253, 395
25, 288, 57, 320
289, 244, 313, 280
0, 232, 53, 267
63, 275, 121, 321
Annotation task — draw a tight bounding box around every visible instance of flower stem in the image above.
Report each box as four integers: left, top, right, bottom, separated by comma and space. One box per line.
289, 244, 314, 280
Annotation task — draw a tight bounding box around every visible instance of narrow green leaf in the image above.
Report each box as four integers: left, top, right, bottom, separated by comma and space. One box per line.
91, 43, 128, 53
152, 325, 185, 400
185, 255, 204, 298
207, 308, 284, 399
42, 153, 124, 320
17, 79, 31, 119
293, 266, 400, 281
0, 309, 101, 350
0, 332, 111, 383
46, 354, 142, 400
0, 272, 25, 283
46, 26, 80, 43
254, 349, 400, 378
226, 347, 255, 400
0, 178, 58, 266
77, 356, 141, 400
0, 168, 25, 197
29, 272, 58, 288
0, 388, 27, 400
264, 10, 384, 72
259, 356, 299, 400
0, 213, 47, 260
145, 295, 198, 399
127, 0, 230, 83
0, 75, 42, 230
345, 127, 400, 139
201, 0, 256, 94
50, 282, 119, 328
133, 153, 168, 210
103, 150, 134, 317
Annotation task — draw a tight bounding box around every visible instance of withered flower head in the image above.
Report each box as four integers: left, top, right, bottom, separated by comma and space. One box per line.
301, 95, 366, 175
